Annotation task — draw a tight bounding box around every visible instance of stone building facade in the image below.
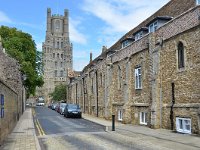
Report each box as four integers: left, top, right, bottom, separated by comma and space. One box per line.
68, 0, 200, 134
42, 8, 73, 102
0, 38, 24, 144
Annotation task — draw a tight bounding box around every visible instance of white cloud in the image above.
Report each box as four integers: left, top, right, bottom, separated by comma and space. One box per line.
82, 0, 170, 47
36, 42, 43, 51
69, 18, 87, 45
0, 11, 12, 23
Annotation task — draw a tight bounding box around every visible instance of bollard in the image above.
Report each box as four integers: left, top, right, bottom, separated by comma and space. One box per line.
112, 115, 115, 131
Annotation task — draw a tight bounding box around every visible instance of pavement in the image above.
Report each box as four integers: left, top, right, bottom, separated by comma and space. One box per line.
82, 114, 200, 149
1, 108, 40, 150
1, 108, 200, 150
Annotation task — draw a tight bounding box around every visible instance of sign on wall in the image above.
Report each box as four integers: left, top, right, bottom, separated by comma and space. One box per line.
0, 94, 4, 118
1, 94, 4, 106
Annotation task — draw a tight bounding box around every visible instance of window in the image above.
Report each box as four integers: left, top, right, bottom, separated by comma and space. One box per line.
140, 112, 147, 125
61, 54, 63, 59
118, 110, 123, 121
61, 42, 63, 48
149, 21, 158, 33
60, 62, 63, 67
135, 67, 142, 89
176, 117, 191, 134
54, 70, 57, 77
122, 40, 130, 48
55, 61, 57, 67
57, 53, 59, 58
135, 31, 143, 41
197, 0, 200, 5
55, 20, 60, 29
178, 42, 185, 69
60, 70, 63, 77
57, 41, 59, 49
53, 53, 55, 58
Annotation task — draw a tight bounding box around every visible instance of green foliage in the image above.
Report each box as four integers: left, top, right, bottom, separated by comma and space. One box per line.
0, 26, 44, 97
50, 84, 67, 101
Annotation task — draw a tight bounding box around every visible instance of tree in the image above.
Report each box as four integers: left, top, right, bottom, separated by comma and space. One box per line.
0, 26, 44, 97
50, 84, 67, 101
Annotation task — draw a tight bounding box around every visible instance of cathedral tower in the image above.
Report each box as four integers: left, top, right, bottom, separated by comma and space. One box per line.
42, 8, 73, 102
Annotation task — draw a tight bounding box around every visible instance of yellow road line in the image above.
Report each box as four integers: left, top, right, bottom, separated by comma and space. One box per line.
35, 121, 42, 136
36, 119, 46, 135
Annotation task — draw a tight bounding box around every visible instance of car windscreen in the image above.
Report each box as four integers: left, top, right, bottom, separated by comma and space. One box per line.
67, 104, 79, 109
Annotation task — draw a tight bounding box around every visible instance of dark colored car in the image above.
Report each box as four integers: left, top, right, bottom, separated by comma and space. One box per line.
64, 104, 82, 118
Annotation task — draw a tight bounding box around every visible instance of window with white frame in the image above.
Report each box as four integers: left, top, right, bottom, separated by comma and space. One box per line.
140, 112, 147, 125
149, 21, 158, 33
176, 117, 191, 134
135, 67, 142, 89
135, 31, 143, 41
122, 40, 130, 48
118, 110, 123, 121
197, 0, 200, 5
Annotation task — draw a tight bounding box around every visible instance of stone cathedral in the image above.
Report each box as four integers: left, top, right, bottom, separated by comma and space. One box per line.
42, 8, 73, 102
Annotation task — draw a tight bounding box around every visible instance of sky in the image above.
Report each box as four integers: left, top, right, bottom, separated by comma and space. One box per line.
0, 0, 169, 71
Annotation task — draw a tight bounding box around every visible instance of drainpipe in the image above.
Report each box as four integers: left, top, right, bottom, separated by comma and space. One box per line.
170, 82, 175, 130
95, 70, 99, 117
76, 83, 78, 104
82, 77, 85, 113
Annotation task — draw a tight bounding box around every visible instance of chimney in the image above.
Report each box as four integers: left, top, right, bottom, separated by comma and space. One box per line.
90, 52, 92, 63
102, 45, 107, 53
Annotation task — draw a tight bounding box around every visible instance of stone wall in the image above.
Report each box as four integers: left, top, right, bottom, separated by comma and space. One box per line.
0, 46, 23, 144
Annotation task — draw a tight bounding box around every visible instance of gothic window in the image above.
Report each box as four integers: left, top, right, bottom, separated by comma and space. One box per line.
57, 41, 59, 49
55, 20, 60, 29
178, 42, 185, 69
60, 70, 63, 77
135, 67, 142, 89
54, 70, 57, 77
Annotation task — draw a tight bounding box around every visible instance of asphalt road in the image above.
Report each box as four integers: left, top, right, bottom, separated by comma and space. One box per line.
34, 107, 145, 150
34, 107, 186, 150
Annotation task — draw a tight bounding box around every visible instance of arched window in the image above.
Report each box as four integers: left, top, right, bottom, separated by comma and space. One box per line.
60, 70, 63, 77
54, 70, 57, 77
178, 42, 185, 69
57, 53, 59, 58
55, 20, 60, 29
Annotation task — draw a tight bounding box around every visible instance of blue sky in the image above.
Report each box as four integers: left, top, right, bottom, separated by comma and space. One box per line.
0, 0, 169, 71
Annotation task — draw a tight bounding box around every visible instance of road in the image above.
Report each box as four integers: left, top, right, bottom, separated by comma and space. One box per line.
33, 107, 198, 150
33, 107, 148, 150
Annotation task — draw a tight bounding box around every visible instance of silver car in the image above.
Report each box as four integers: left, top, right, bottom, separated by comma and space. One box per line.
60, 103, 67, 115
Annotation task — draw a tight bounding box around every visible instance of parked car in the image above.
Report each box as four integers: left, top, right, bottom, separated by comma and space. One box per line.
36, 100, 45, 106
51, 103, 57, 110
64, 104, 82, 118
60, 103, 67, 115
